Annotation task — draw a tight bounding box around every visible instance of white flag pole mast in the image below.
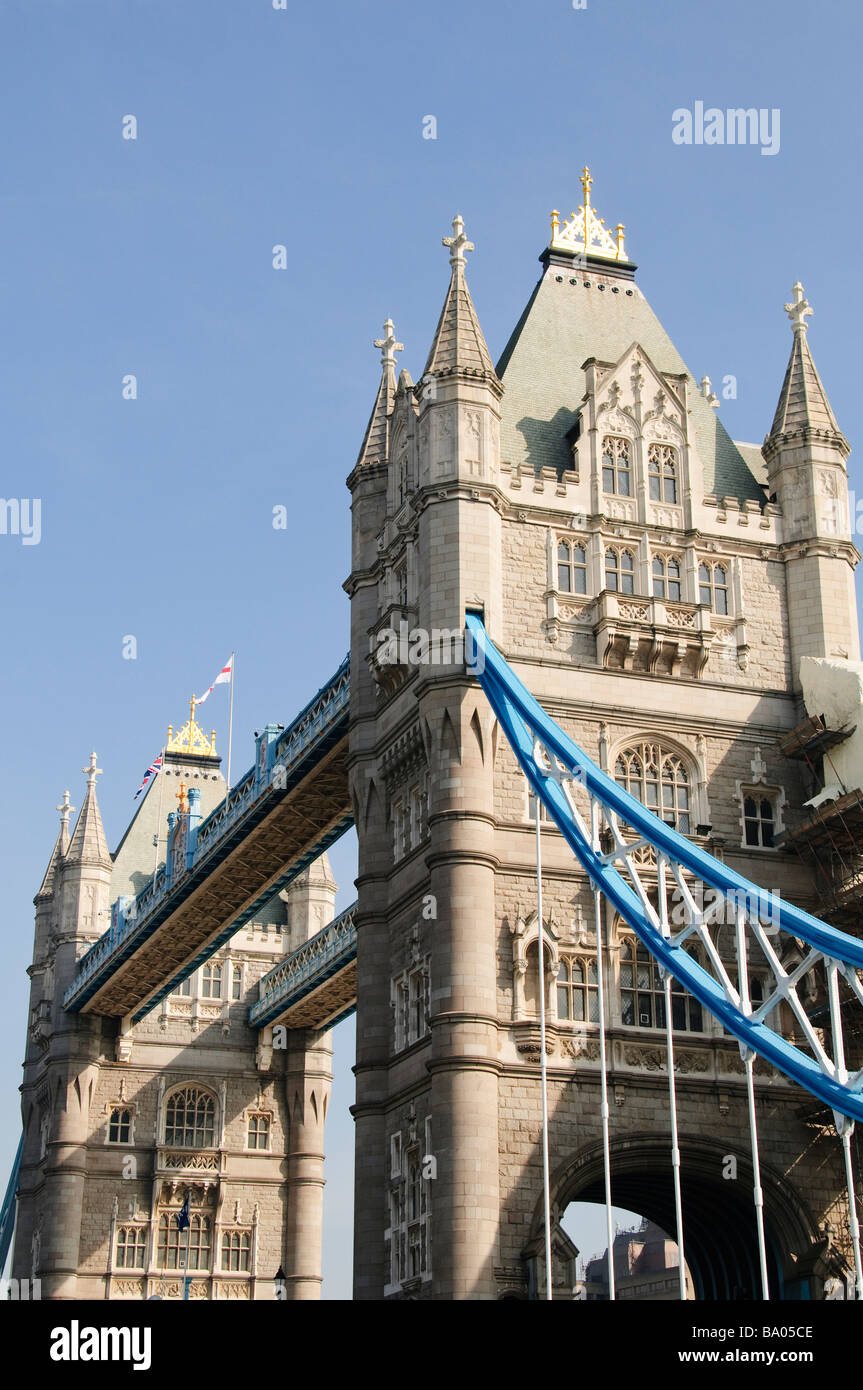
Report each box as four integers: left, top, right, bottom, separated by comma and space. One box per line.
152, 747, 166, 875
226, 653, 235, 796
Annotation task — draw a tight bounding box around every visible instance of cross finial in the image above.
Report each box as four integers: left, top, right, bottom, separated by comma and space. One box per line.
443, 214, 474, 269
580, 166, 593, 209
57, 789, 74, 828
373, 318, 404, 371
785, 281, 813, 334
82, 752, 102, 788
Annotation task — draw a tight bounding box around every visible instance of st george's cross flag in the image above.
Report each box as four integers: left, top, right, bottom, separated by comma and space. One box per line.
133, 754, 163, 799
197, 655, 233, 705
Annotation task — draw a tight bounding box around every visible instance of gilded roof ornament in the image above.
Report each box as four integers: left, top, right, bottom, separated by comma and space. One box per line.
549, 166, 629, 263
166, 695, 218, 759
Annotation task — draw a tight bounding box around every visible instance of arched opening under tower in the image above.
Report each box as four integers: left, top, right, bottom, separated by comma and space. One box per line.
562, 1202, 695, 1300
533, 1135, 820, 1302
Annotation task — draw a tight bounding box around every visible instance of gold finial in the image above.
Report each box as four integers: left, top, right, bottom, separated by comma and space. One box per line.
549, 166, 630, 263
176, 781, 189, 815
166, 698, 219, 761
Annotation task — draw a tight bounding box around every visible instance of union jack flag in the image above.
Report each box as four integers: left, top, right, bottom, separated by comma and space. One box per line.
133, 754, 163, 799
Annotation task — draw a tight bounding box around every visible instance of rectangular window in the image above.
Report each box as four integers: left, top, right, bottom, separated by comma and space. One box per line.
232, 964, 243, 1000
557, 539, 588, 595
172, 977, 192, 998
602, 436, 631, 496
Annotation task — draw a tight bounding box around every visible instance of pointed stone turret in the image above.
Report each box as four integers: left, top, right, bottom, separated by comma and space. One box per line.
65, 752, 111, 869
767, 283, 846, 446
35, 790, 74, 903
422, 216, 499, 382
762, 283, 859, 678
355, 319, 404, 468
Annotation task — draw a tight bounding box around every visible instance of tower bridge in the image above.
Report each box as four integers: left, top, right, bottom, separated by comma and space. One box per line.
12, 172, 863, 1301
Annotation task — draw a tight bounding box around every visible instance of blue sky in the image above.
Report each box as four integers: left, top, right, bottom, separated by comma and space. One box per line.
1, 0, 860, 1299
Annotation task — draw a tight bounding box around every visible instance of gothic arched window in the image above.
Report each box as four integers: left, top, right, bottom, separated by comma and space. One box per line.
108, 1107, 131, 1144
648, 444, 678, 504
115, 1226, 146, 1269
158, 1213, 211, 1270
614, 742, 692, 833
164, 1085, 216, 1148
557, 957, 599, 1022
620, 936, 703, 1032
652, 554, 682, 602
605, 548, 635, 595
557, 539, 588, 594
698, 561, 729, 614
221, 1229, 251, 1272
602, 436, 632, 496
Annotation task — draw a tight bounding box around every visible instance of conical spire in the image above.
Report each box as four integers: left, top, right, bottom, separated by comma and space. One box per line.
355, 319, 403, 467
422, 216, 498, 381
34, 790, 75, 902
65, 752, 111, 868
767, 283, 846, 447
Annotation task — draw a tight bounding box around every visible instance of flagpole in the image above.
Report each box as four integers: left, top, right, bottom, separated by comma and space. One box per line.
152, 747, 166, 876
226, 652, 235, 796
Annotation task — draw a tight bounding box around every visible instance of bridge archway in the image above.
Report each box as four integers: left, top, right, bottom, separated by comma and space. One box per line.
533, 1134, 820, 1301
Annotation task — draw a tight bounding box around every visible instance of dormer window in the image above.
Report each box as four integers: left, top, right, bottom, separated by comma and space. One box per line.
602, 436, 631, 496
648, 444, 678, 504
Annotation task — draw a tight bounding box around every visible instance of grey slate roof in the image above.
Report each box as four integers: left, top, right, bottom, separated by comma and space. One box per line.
423, 266, 498, 380
768, 328, 842, 439
495, 270, 766, 504
356, 363, 396, 467
66, 781, 111, 868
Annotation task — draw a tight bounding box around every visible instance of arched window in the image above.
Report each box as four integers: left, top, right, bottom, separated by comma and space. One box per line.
115, 1226, 146, 1269
557, 957, 599, 1022
157, 1212, 211, 1270
221, 1229, 251, 1272
620, 937, 703, 1032
164, 1086, 216, 1148
108, 1107, 131, 1144
614, 742, 692, 833
602, 437, 631, 496
652, 554, 682, 602
743, 795, 775, 848
648, 444, 678, 504
605, 548, 635, 595
557, 539, 588, 594
201, 962, 222, 999
698, 562, 729, 615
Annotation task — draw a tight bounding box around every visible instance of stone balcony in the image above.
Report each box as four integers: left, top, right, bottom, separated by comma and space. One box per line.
546, 590, 745, 678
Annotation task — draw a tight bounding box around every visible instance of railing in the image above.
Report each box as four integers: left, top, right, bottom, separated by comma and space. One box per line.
63, 655, 351, 1010
249, 901, 357, 1028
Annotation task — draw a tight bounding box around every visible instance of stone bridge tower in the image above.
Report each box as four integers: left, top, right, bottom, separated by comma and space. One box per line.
346, 173, 861, 1299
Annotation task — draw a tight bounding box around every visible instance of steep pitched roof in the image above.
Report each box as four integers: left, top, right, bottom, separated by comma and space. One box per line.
66, 757, 111, 869
495, 270, 765, 504
355, 366, 396, 467
35, 829, 66, 902
768, 325, 843, 439
423, 266, 497, 379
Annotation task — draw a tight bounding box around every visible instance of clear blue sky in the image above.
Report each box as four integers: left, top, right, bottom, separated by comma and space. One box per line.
1, 0, 860, 1300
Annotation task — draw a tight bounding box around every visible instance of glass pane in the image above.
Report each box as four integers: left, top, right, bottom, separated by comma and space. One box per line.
621, 572, 634, 595
699, 564, 710, 583
668, 558, 680, 579
603, 466, 615, 493
654, 578, 665, 598
669, 581, 681, 602
716, 589, 729, 615
558, 566, 571, 592
621, 552, 634, 571
621, 993, 634, 1025
653, 557, 664, 577
574, 568, 587, 594
649, 475, 660, 500
557, 988, 570, 1019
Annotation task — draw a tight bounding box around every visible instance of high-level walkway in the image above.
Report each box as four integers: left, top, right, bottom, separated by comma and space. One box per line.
63, 657, 352, 1022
